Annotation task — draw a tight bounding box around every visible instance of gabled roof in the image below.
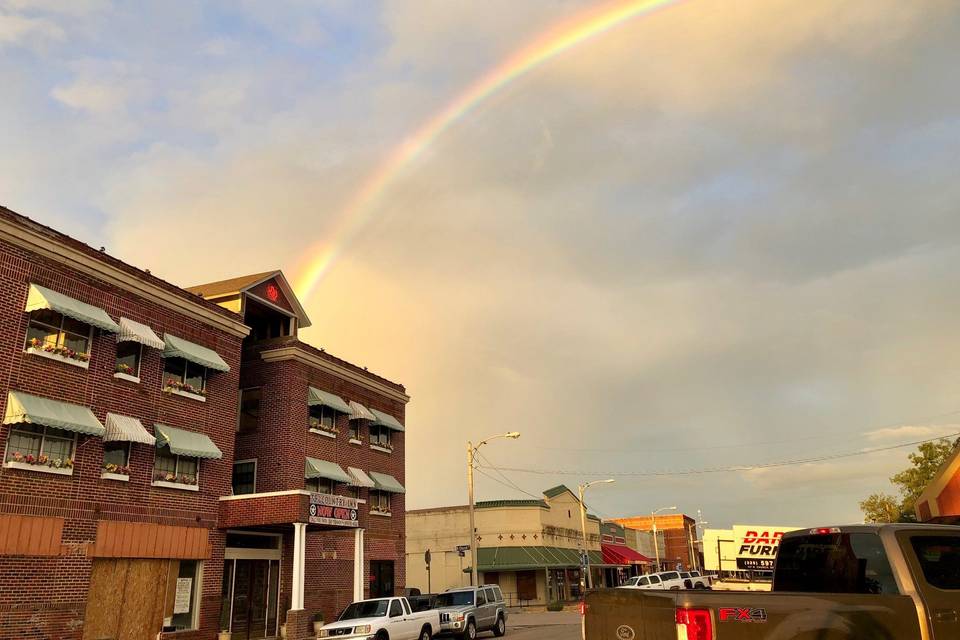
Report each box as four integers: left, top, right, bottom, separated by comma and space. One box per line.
543, 485, 574, 499
188, 270, 312, 328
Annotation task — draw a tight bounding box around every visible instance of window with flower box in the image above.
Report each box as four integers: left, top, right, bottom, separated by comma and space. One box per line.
154, 448, 199, 486
25, 309, 92, 364
163, 357, 206, 397
349, 421, 362, 441
4, 424, 75, 470
308, 405, 341, 435
370, 490, 391, 514
102, 442, 130, 476
306, 477, 335, 494
369, 425, 392, 449
114, 342, 141, 379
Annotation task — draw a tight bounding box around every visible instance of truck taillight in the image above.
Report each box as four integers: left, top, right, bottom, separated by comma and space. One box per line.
676, 608, 713, 640
809, 527, 841, 535
578, 600, 588, 616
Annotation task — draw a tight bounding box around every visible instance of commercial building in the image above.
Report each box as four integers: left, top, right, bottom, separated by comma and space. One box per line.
407, 485, 620, 605
612, 513, 698, 571
598, 521, 654, 587
916, 444, 960, 524
702, 524, 800, 582
0, 206, 408, 640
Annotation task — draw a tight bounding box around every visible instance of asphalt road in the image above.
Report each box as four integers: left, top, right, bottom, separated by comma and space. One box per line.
496, 611, 580, 640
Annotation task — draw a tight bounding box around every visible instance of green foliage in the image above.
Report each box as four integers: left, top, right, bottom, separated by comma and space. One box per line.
546, 601, 564, 611
860, 437, 959, 522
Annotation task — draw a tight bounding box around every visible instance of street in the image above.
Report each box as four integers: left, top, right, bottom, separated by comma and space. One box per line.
500, 611, 580, 640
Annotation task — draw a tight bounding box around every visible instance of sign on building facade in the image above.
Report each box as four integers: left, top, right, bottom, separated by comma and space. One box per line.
308, 493, 360, 527
732, 525, 800, 570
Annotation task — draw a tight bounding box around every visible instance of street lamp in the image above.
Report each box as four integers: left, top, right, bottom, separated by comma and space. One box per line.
578, 479, 615, 590
651, 506, 677, 571
467, 431, 520, 587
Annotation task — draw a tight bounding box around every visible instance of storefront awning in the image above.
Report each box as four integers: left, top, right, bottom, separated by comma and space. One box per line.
154, 424, 222, 459
307, 387, 351, 414
117, 317, 164, 349
4, 391, 105, 436
601, 543, 653, 566
369, 471, 406, 494
25, 284, 119, 333
346, 466, 376, 488
104, 413, 155, 445
348, 400, 376, 421
477, 546, 603, 571
305, 457, 353, 484
162, 334, 230, 372
370, 408, 405, 432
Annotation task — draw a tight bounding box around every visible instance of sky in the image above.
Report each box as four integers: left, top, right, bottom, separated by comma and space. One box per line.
2, 0, 960, 528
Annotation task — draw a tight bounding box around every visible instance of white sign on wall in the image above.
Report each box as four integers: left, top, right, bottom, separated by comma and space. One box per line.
732, 525, 801, 570
173, 577, 193, 614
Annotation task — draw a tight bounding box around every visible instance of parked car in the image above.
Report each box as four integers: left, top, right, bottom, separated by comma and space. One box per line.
319, 596, 439, 640
679, 570, 711, 589
617, 572, 684, 590
584, 524, 960, 640
618, 576, 641, 588
434, 584, 507, 639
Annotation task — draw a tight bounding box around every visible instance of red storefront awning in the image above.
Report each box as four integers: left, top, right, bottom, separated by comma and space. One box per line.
602, 543, 654, 565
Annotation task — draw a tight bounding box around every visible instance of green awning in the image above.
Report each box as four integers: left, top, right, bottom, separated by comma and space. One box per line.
370, 408, 405, 432
369, 471, 406, 494
25, 284, 119, 333
3, 391, 105, 437
154, 424, 222, 459
162, 334, 230, 372
305, 457, 352, 484
307, 387, 351, 414
477, 546, 602, 571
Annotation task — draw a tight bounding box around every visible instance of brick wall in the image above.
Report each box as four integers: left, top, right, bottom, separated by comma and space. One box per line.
0, 236, 243, 639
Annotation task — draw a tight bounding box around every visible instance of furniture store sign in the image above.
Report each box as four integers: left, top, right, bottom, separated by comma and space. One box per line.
733, 525, 800, 570
309, 493, 359, 527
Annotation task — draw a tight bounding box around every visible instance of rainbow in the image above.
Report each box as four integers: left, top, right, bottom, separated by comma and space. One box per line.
295, 0, 682, 300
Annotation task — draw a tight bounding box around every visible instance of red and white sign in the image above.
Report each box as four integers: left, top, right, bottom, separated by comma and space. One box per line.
308, 493, 359, 527
732, 525, 800, 570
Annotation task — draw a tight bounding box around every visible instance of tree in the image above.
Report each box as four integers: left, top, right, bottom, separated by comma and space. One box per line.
859, 437, 959, 523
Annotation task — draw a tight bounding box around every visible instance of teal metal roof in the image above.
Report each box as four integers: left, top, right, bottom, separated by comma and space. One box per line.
307, 387, 351, 414
4, 391, 105, 437
162, 334, 230, 372
305, 457, 352, 484
154, 423, 222, 459
477, 546, 602, 571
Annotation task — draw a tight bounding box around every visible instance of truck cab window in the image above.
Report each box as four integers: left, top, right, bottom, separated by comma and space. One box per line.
775, 532, 898, 594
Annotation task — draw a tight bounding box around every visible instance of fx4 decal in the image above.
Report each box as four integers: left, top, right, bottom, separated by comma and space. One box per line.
719, 607, 768, 623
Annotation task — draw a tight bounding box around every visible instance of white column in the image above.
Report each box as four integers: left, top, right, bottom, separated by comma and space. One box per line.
353, 528, 365, 601
292, 522, 307, 610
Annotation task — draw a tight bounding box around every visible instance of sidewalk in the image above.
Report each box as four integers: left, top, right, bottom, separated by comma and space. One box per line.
509, 611, 581, 627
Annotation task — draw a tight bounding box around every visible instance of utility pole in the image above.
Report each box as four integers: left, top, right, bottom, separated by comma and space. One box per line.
577, 479, 614, 591
467, 432, 520, 588
651, 506, 677, 572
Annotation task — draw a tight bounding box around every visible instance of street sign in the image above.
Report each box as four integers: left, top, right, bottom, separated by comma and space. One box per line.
458, 550, 465, 557
425, 549, 432, 567
456, 544, 470, 552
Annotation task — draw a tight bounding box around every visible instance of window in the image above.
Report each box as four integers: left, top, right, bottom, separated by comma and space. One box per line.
484, 587, 497, 603
638, 577, 649, 586
114, 342, 141, 377
349, 421, 361, 441
103, 442, 130, 473
389, 599, 403, 618
370, 490, 391, 513
369, 425, 392, 448
910, 535, 960, 590
476, 590, 486, 606
163, 357, 206, 395
238, 388, 261, 433
232, 460, 256, 495
5, 424, 75, 466
25, 309, 91, 361
154, 449, 199, 485
648, 575, 661, 584
309, 405, 338, 431
774, 532, 898, 594
166, 560, 201, 630
306, 477, 335, 494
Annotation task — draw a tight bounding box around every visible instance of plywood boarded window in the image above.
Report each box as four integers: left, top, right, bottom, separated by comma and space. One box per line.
83, 558, 201, 639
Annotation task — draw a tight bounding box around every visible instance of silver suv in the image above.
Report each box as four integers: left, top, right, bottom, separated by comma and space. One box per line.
435, 584, 507, 639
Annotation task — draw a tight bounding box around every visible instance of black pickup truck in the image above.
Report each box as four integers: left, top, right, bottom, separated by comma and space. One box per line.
584, 524, 960, 640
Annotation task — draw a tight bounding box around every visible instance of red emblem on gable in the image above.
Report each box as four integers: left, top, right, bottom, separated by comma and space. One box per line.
265, 283, 280, 302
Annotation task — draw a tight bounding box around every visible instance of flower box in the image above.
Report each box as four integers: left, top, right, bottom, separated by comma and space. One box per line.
4, 460, 73, 475
103, 463, 131, 476
151, 480, 199, 492
310, 428, 337, 439
349, 438, 364, 446
101, 472, 129, 482
113, 371, 140, 383
152, 471, 199, 491
164, 386, 206, 402
370, 509, 392, 517
25, 346, 89, 369
5, 453, 74, 475
163, 379, 206, 401
370, 443, 394, 454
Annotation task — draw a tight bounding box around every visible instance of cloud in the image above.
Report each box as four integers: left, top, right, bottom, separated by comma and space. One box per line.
0, 11, 62, 46
865, 425, 960, 443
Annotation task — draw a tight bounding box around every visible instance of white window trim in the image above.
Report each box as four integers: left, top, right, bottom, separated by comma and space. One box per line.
3, 424, 78, 472
232, 459, 257, 495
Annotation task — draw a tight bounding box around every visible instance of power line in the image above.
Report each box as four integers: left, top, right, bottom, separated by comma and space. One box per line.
477, 432, 960, 478
474, 449, 542, 501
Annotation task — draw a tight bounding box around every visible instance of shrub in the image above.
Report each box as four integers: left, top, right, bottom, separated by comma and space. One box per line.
546, 601, 564, 612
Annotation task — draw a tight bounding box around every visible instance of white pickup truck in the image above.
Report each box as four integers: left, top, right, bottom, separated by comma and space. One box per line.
319, 596, 439, 640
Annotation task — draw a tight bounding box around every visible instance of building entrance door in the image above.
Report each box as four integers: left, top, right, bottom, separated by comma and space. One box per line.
370, 560, 394, 598
222, 533, 281, 639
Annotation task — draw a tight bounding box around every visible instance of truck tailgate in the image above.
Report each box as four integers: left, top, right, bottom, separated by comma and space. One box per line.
585, 589, 923, 640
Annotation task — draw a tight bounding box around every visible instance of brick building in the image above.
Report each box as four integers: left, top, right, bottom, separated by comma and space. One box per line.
0, 206, 408, 640
612, 513, 697, 571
